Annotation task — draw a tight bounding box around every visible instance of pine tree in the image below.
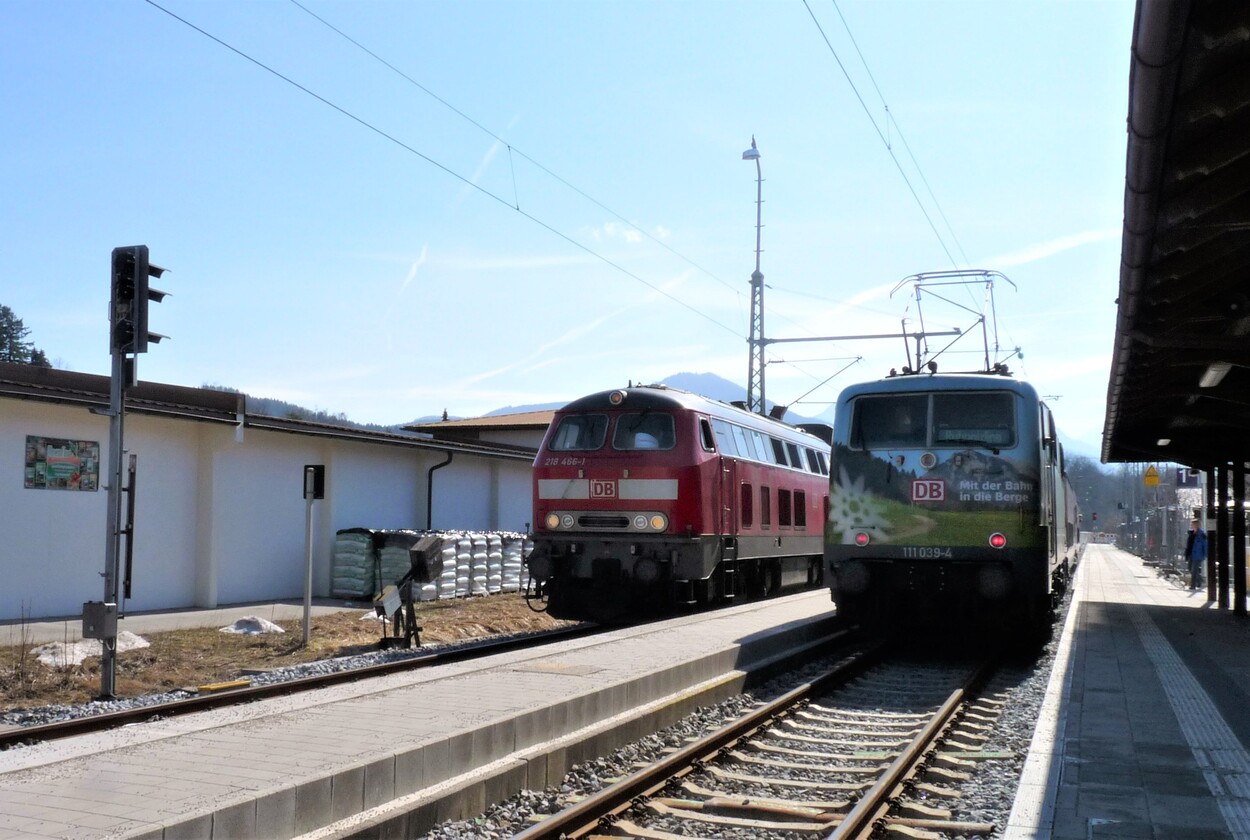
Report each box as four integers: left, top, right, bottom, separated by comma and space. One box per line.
0, 305, 51, 366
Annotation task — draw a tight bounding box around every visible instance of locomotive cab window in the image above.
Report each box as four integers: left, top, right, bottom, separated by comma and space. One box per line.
851, 394, 928, 449
932, 392, 1015, 448
700, 419, 715, 452
549, 414, 608, 451
613, 412, 676, 450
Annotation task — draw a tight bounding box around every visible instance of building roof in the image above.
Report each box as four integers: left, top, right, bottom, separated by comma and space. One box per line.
0, 362, 535, 462
407, 410, 556, 434
1103, 0, 1250, 467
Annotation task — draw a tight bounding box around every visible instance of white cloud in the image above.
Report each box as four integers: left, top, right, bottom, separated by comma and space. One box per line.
589, 221, 644, 244
983, 229, 1120, 268
399, 245, 429, 293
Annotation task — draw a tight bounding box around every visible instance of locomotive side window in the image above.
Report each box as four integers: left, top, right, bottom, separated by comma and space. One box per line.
851, 394, 929, 449
711, 419, 737, 456
731, 425, 753, 459
769, 437, 788, 465
614, 412, 676, 450
750, 430, 773, 463
778, 489, 792, 527
794, 490, 807, 526
700, 419, 715, 452
785, 442, 803, 470
740, 483, 754, 527
760, 487, 772, 529
932, 392, 1015, 448
549, 414, 608, 451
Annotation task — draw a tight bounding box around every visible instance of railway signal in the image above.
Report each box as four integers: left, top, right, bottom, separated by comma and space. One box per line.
110, 245, 168, 354
94, 245, 170, 698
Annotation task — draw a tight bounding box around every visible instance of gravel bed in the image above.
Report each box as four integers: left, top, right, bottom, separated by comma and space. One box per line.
0, 630, 554, 733
421, 587, 1076, 840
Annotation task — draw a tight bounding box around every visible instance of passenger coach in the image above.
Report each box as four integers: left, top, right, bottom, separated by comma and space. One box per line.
526, 385, 830, 622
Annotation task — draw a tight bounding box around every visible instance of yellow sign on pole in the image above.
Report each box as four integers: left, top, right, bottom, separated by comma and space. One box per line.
1144, 465, 1160, 487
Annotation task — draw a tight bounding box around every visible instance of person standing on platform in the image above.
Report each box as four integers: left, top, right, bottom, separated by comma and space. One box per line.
1184, 518, 1208, 590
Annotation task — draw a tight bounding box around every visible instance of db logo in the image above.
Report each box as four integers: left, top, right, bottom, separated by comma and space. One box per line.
590, 479, 617, 499
912, 479, 945, 502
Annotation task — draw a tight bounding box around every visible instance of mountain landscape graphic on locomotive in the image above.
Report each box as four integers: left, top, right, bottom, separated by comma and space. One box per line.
526, 385, 831, 622
824, 369, 1078, 634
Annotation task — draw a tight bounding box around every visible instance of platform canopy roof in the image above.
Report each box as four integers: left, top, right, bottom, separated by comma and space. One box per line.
1103, 1, 1250, 468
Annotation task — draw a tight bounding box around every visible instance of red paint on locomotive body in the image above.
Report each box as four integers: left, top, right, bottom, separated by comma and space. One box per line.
527, 385, 831, 622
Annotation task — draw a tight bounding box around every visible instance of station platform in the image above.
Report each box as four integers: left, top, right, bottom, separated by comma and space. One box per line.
0, 590, 839, 840
1007, 543, 1250, 839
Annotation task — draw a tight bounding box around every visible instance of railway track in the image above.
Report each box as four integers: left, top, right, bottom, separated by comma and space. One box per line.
515, 644, 1008, 840
0, 624, 600, 750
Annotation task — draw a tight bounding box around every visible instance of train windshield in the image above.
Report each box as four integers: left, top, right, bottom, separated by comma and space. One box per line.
851, 391, 1015, 449
613, 412, 676, 450
548, 414, 609, 451
932, 392, 1015, 447
852, 394, 928, 449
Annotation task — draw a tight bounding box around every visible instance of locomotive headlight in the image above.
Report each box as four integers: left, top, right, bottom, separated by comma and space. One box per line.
633, 514, 648, 530
561, 514, 575, 529
649, 514, 668, 531
988, 532, 1007, 549
545, 513, 561, 530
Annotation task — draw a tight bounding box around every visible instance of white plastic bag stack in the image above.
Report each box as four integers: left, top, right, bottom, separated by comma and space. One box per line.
438, 537, 459, 599
455, 536, 472, 597
522, 534, 534, 590
501, 536, 524, 592
470, 533, 489, 595
486, 533, 504, 593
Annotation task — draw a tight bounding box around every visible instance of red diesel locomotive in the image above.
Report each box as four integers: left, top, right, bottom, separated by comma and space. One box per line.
526, 385, 830, 622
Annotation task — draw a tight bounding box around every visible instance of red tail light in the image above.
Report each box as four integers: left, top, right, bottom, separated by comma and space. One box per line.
989, 532, 1007, 549
854, 531, 871, 546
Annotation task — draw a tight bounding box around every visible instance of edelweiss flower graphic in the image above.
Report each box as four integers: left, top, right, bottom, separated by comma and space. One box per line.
828, 466, 890, 543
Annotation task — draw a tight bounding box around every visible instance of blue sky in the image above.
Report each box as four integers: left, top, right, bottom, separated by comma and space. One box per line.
3, 0, 1133, 455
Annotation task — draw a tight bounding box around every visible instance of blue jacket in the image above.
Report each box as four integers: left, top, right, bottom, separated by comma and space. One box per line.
1187, 528, 1208, 562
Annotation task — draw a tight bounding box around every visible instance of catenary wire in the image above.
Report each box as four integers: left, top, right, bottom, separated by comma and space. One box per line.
285, 0, 860, 342
802, 0, 959, 271
286, 0, 743, 298
142, 0, 742, 339
829, 0, 971, 270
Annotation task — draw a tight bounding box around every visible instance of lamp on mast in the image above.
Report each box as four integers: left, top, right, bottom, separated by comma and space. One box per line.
743, 137, 765, 414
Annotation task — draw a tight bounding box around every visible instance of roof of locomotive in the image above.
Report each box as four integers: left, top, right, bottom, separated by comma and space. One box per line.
836, 371, 1041, 402
554, 385, 828, 443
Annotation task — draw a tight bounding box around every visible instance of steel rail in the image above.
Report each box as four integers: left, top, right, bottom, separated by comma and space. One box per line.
828, 658, 996, 839
0, 624, 600, 750
513, 631, 877, 840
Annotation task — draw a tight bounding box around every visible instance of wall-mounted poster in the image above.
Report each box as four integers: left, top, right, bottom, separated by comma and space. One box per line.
25, 436, 100, 491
